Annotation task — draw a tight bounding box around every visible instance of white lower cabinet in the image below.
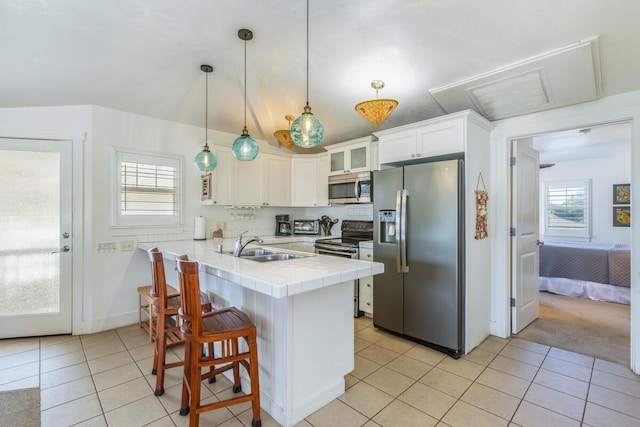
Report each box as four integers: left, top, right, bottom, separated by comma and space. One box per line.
359, 246, 373, 315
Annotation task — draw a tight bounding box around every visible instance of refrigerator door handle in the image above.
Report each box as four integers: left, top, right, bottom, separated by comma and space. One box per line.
400, 189, 409, 272
395, 189, 402, 273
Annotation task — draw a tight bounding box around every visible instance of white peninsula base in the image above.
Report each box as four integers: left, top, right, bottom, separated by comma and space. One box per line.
165, 259, 354, 427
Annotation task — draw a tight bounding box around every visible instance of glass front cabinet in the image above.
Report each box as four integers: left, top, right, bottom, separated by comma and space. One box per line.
326, 136, 375, 176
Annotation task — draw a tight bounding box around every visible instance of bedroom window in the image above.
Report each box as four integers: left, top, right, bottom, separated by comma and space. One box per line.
111, 149, 182, 227
543, 179, 591, 238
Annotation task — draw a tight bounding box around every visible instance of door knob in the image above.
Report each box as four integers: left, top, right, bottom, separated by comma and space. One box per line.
62, 232, 70, 238
536, 240, 544, 246
52, 245, 71, 253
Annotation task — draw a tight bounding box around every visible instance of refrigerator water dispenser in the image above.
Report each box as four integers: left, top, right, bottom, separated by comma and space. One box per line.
378, 210, 396, 243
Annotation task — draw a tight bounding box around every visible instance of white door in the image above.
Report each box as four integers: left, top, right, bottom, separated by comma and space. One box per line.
511, 139, 540, 334
0, 138, 73, 337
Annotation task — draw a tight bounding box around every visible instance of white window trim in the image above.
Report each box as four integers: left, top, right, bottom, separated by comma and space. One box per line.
543, 179, 592, 239
110, 147, 184, 228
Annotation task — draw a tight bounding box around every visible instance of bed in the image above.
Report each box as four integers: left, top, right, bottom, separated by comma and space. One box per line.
539, 241, 630, 304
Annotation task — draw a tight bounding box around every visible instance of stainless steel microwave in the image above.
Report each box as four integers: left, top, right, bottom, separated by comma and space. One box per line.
328, 171, 372, 204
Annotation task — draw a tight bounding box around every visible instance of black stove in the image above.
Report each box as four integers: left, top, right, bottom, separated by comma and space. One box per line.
314, 220, 373, 256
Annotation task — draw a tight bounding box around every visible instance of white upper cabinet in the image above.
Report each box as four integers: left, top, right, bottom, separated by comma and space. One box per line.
291, 154, 329, 207
262, 154, 291, 207
326, 136, 375, 176
375, 110, 489, 165
234, 153, 291, 207
234, 156, 263, 205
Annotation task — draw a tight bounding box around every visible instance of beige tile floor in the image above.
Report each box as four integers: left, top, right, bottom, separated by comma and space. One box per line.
1, 316, 640, 426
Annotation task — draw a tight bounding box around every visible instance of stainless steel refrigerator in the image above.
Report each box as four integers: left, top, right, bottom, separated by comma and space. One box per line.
373, 158, 464, 358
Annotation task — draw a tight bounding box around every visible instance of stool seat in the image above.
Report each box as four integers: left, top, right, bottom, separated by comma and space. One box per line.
182, 306, 254, 337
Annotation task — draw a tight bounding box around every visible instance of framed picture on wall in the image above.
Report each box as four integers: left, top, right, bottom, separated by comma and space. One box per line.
613, 206, 631, 227
613, 183, 630, 204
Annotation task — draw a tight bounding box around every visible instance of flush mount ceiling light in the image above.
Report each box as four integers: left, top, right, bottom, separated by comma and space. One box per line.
273, 115, 296, 149
355, 80, 398, 126
232, 28, 259, 161
291, 0, 324, 148
194, 64, 218, 172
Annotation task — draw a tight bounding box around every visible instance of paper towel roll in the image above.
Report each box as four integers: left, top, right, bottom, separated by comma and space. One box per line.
194, 216, 206, 240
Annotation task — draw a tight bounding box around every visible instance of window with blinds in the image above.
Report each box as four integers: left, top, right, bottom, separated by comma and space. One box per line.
544, 179, 591, 238
112, 149, 182, 226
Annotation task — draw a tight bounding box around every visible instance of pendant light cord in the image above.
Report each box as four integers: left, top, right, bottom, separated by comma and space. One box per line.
244, 36, 248, 128
306, 0, 309, 106
205, 71, 209, 148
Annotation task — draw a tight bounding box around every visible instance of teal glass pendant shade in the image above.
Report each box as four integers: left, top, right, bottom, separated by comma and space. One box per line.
195, 64, 217, 172
232, 127, 259, 161
291, 104, 324, 148
194, 144, 218, 172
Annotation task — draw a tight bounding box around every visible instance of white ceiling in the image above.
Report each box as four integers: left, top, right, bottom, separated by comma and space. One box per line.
2, 1, 640, 155
532, 121, 631, 164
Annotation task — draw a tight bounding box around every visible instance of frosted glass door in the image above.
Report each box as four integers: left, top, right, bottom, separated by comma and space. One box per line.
0, 138, 73, 338
330, 151, 345, 173
350, 146, 367, 170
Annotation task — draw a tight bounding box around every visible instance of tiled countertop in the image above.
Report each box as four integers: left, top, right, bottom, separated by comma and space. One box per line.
138, 237, 383, 299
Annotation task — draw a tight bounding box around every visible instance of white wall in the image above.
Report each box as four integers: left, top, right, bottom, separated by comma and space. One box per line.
0, 104, 372, 335
539, 154, 631, 244
490, 89, 640, 373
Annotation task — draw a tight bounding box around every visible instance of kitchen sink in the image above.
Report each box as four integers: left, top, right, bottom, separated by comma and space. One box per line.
222, 249, 277, 257
249, 253, 307, 262
238, 249, 277, 257
221, 248, 311, 262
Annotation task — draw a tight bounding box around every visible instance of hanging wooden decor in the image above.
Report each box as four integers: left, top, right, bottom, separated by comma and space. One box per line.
475, 172, 488, 240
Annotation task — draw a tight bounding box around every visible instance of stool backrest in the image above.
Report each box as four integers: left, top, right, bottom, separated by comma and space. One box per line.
176, 258, 202, 336
147, 247, 166, 299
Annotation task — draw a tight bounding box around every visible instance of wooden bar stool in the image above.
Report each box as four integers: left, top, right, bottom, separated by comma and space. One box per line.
176, 258, 261, 427
147, 248, 213, 396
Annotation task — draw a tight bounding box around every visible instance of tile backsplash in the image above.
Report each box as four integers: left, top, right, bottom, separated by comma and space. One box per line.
127, 204, 375, 243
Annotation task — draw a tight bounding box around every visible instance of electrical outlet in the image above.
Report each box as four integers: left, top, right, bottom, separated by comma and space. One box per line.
97, 242, 117, 253
120, 240, 134, 251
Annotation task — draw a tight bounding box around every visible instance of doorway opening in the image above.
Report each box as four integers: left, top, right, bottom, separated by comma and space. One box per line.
510, 120, 632, 365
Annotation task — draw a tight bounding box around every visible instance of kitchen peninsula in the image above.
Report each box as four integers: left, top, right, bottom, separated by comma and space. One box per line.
138, 238, 383, 427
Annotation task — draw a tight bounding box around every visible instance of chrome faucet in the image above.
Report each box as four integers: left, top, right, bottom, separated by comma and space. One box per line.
233, 231, 263, 256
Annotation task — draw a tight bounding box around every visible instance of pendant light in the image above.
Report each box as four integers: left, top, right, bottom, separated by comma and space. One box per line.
194, 64, 218, 172
355, 80, 398, 126
290, 0, 324, 148
232, 28, 259, 161
273, 115, 296, 149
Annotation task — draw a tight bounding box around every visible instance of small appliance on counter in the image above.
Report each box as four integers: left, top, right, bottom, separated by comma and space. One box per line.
319, 215, 339, 236
293, 219, 320, 235
275, 214, 292, 236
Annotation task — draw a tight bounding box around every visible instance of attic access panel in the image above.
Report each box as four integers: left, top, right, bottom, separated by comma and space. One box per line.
429, 38, 601, 121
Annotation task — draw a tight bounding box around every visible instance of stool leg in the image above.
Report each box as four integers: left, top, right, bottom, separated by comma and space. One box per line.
179, 339, 192, 416
232, 338, 241, 393
249, 332, 261, 427
154, 311, 167, 396
188, 340, 201, 427
151, 344, 158, 375
206, 343, 216, 383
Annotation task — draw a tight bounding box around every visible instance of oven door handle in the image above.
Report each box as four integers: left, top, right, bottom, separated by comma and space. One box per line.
315, 245, 357, 258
